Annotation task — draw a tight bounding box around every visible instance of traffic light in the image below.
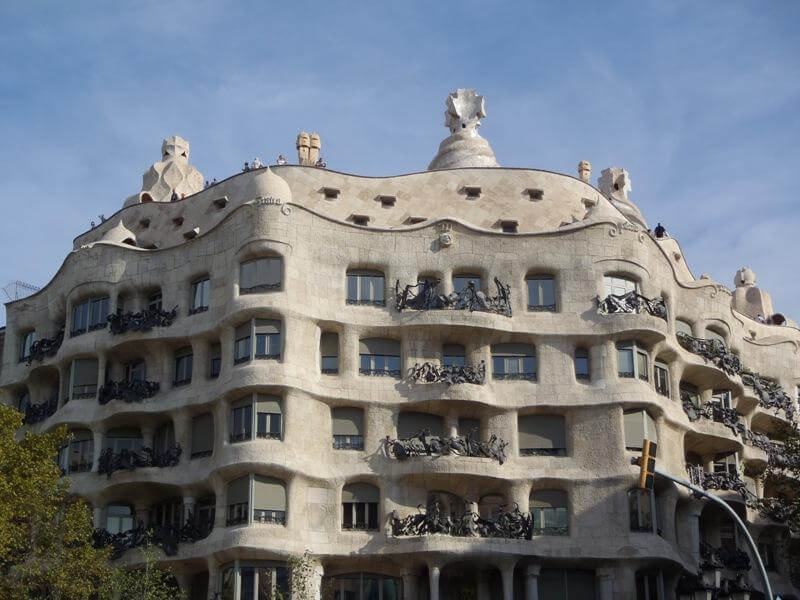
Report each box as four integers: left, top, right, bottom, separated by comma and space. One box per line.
637, 439, 657, 490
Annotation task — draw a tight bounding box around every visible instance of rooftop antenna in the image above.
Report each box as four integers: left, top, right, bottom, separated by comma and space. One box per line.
2, 280, 41, 302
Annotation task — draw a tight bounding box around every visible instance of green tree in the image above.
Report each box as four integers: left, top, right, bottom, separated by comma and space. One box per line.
0, 404, 114, 599
114, 547, 185, 600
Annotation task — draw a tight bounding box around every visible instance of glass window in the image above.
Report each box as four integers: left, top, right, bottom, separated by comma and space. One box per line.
359, 338, 401, 378
230, 403, 253, 443
253, 476, 287, 525
103, 427, 142, 453
346, 270, 385, 305
623, 410, 658, 450
442, 343, 465, 367
342, 483, 379, 530
234, 323, 252, 364
19, 330, 36, 361
636, 350, 649, 382
720, 522, 737, 552
321, 332, 339, 374
635, 571, 662, 600
219, 563, 289, 600
519, 415, 566, 456
538, 569, 596, 600
191, 413, 214, 458
530, 490, 568, 535
71, 296, 109, 335
106, 504, 135, 534
209, 343, 221, 378
153, 423, 175, 456
147, 292, 162, 311
240, 257, 282, 294
124, 360, 146, 383
333, 407, 364, 450
603, 275, 637, 298
325, 574, 401, 600
491, 343, 536, 381
654, 362, 670, 397
255, 320, 281, 359
705, 327, 726, 344
150, 498, 183, 529
628, 488, 655, 532
227, 476, 250, 526
174, 347, 193, 385
713, 452, 738, 475
453, 274, 481, 294
617, 341, 648, 380
190, 278, 210, 314
675, 319, 693, 336
397, 412, 444, 439
574, 348, 589, 380
527, 276, 556, 311
230, 395, 282, 443
71, 358, 99, 399
57, 429, 93, 474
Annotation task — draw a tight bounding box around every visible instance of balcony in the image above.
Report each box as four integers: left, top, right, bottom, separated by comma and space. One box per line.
680, 393, 743, 436
25, 330, 64, 365
740, 429, 789, 467
107, 305, 178, 335
676, 332, 742, 377
390, 501, 531, 539
22, 396, 59, 425
98, 379, 159, 405
97, 445, 182, 476
741, 370, 796, 421
93, 514, 213, 559
700, 541, 751, 572
395, 278, 512, 316
384, 430, 508, 464
408, 361, 485, 385
595, 291, 667, 320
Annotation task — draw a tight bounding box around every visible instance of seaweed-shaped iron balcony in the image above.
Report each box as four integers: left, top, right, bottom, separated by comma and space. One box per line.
92, 511, 213, 559
22, 396, 59, 425
395, 278, 512, 316
25, 330, 64, 365
97, 445, 181, 477
107, 305, 178, 335
741, 370, 796, 422
408, 361, 485, 385
98, 380, 160, 405
384, 429, 508, 464
595, 290, 667, 320
676, 332, 743, 376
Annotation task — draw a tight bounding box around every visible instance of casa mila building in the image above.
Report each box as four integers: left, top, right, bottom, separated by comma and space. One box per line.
1, 89, 798, 600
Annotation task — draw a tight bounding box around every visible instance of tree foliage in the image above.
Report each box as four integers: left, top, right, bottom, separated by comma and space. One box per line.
114, 547, 185, 600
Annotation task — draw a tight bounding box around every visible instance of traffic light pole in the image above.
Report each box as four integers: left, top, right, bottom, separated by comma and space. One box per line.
654, 467, 774, 600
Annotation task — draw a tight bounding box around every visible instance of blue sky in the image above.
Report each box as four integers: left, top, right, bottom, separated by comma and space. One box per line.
1, 1, 799, 325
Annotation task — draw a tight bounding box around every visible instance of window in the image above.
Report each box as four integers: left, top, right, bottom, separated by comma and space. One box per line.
711, 389, 732, 410
458, 418, 480, 437
106, 504, 135, 534
17, 391, 30, 414
57, 429, 93, 474
240, 257, 282, 294
628, 488, 655, 532
174, 347, 193, 386
623, 410, 658, 450
191, 413, 214, 458
538, 569, 596, 600
359, 338, 401, 377
103, 427, 142, 453
19, 330, 36, 362
150, 498, 182, 529
464, 186, 481, 199
71, 296, 109, 335
320, 332, 339, 374
71, 358, 99, 399
153, 423, 175, 456
453, 274, 481, 294
209, 343, 221, 378
574, 348, 590, 380
713, 452, 738, 476
227, 476, 250, 526
234, 319, 282, 364
253, 476, 287, 525
675, 319, 693, 336
654, 362, 670, 397
190, 278, 210, 314
333, 407, 364, 450
478, 494, 505, 520
635, 571, 663, 600
230, 394, 282, 442
324, 574, 402, 600
346, 270, 385, 305
530, 490, 568, 535
491, 343, 536, 381
617, 341, 648, 380
518, 415, 566, 456
720, 522, 737, 552
147, 292, 162, 311
351, 214, 370, 226
377, 195, 396, 207
342, 483, 379, 530
442, 343, 465, 367
526, 188, 544, 201
603, 275, 637, 299
124, 359, 146, 383
759, 541, 776, 571
397, 412, 444, 440
218, 562, 289, 600
527, 276, 556, 311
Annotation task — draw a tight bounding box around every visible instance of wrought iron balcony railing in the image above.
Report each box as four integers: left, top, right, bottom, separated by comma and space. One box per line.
25, 330, 64, 365
333, 435, 364, 450
359, 368, 402, 378
390, 501, 533, 539
97, 445, 182, 477
92, 513, 214, 559
98, 380, 159, 405
741, 370, 796, 422
107, 305, 178, 335
595, 291, 667, 320
383, 429, 508, 464
676, 332, 743, 376
253, 510, 286, 525
407, 361, 485, 385
493, 371, 537, 381
680, 394, 743, 437
700, 541, 751, 572
22, 396, 59, 425
395, 278, 512, 316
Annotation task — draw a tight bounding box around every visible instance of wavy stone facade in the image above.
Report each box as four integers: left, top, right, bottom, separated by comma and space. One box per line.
2, 93, 799, 600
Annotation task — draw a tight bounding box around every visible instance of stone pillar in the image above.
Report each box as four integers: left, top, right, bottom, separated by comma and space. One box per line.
401, 571, 418, 600
92, 429, 105, 472
509, 481, 530, 513
524, 564, 541, 600
192, 338, 208, 383
595, 567, 614, 600
93, 505, 103, 529
174, 413, 191, 463
206, 555, 219, 599
341, 327, 359, 378
96, 353, 107, 395
219, 325, 235, 379
428, 564, 441, 600
183, 495, 196, 524
476, 570, 489, 600
444, 412, 459, 438
135, 502, 149, 528
141, 425, 154, 450
212, 477, 227, 530
599, 340, 618, 380
677, 499, 704, 566
174, 573, 192, 598
500, 563, 515, 600
58, 363, 69, 406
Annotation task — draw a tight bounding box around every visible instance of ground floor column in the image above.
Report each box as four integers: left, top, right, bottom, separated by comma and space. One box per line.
500, 562, 515, 600
524, 564, 540, 600
401, 571, 418, 600
428, 564, 441, 600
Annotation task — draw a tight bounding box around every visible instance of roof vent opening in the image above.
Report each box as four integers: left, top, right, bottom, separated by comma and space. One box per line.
350, 214, 370, 227
139, 218, 151, 229
376, 195, 396, 207
322, 187, 340, 200
213, 196, 228, 209
141, 192, 154, 203
122, 238, 137, 247
172, 216, 184, 227
405, 216, 427, 225
500, 220, 519, 234
183, 227, 200, 240
143, 243, 158, 250
526, 188, 544, 201
463, 186, 482, 200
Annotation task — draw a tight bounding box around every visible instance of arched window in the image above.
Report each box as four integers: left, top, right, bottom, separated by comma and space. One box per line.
71, 296, 109, 336
526, 275, 556, 311
478, 494, 505, 520
346, 269, 385, 305
397, 412, 444, 440
342, 483, 379, 530
603, 274, 637, 298
491, 343, 536, 380
57, 429, 93, 474
453, 273, 482, 294
359, 338, 401, 377
239, 257, 282, 294
332, 407, 364, 450
623, 410, 658, 450
654, 361, 670, 397
574, 348, 589, 380
530, 490, 568, 535
518, 414, 566, 456
106, 504, 135, 534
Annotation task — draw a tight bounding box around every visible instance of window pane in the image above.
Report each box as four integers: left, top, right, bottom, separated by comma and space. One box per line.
492, 356, 505, 375
347, 275, 358, 301
618, 348, 634, 376
322, 356, 339, 373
